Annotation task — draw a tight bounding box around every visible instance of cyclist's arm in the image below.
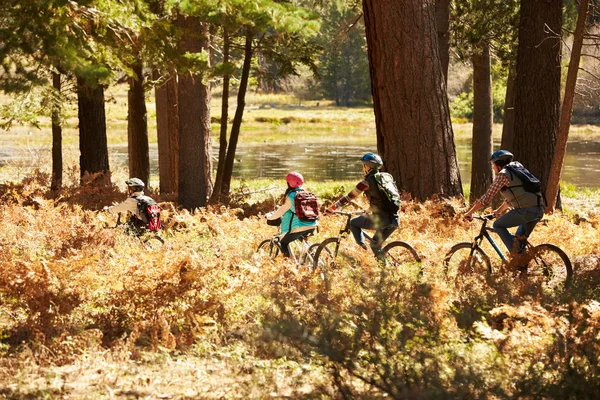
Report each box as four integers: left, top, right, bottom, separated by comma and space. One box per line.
267, 197, 292, 220
106, 198, 139, 216
330, 180, 369, 211
465, 174, 509, 217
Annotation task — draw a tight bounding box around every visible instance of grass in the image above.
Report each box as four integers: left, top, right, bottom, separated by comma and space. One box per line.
1, 171, 600, 398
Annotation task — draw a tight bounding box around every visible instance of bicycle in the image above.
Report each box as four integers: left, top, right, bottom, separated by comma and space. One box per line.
443, 213, 573, 289
312, 210, 421, 273
103, 212, 165, 250
256, 228, 332, 282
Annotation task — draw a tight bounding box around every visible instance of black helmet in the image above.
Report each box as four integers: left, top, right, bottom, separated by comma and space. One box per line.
490, 150, 513, 163
125, 178, 145, 190
361, 153, 383, 170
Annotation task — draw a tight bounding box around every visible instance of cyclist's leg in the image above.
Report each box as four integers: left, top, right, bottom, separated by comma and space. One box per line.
515, 206, 545, 253
350, 215, 375, 249
493, 209, 530, 253
280, 230, 313, 257
370, 214, 398, 255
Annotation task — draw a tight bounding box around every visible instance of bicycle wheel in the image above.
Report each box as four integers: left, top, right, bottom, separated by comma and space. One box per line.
443, 242, 492, 287
141, 234, 165, 250
312, 237, 340, 271
256, 239, 281, 259
524, 244, 573, 289
381, 241, 422, 276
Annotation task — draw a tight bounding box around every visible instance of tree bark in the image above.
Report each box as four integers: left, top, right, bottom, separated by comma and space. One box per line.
436, 0, 451, 83
546, 0, 588, 212
470, 44, 494, 201
500, 64, 516, 151
220, 29, 253, 201
154, 66, 179, 196
512, 0, 561, 193
77, 78, 110, 184
177, 15, 213, 210
211, 26, 230, 204
362, 0, 462, 200
127, 60, 150, 189
51, 72, 62, 191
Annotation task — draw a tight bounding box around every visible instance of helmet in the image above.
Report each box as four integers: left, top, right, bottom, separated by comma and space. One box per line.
125, 178, 145, 190
361, 153, 383, 170
490, 150, 514, 163
286, 172, 304, 188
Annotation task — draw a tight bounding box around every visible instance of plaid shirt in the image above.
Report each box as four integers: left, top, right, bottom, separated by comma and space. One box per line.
332, 179, 370, 210
479, 174, 510, 206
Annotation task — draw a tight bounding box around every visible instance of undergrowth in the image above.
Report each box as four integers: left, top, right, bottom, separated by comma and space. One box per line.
1, 172, 600, 398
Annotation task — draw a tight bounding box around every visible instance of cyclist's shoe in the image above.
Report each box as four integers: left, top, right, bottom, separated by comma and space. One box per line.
374, 250, 387, 266
358, 242, 368, 250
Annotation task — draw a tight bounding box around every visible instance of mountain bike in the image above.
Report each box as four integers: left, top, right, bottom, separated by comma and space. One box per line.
443, 213, 573, 289
312, 210, 421, 273
103, 212, 165, 250
256, 228, 332, 281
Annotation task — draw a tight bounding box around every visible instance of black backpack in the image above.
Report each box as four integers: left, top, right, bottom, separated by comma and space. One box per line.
370, 172, 401, 213
504, 162, 542, 193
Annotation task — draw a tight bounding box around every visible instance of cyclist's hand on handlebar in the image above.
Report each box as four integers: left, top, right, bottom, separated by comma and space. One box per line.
463, 212, 473, 221
324, 207, 335, 215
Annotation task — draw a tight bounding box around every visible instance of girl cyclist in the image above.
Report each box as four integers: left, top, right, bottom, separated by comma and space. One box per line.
266, 172, 318, 258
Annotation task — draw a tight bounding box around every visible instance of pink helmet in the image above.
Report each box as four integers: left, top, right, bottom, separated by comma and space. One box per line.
286, 172, 304, 188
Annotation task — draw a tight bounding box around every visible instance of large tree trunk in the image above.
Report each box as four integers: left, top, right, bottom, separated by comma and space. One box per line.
211, 26, 231, 204
177, 15, 213, 210
127, 61, 150, 188
500, 64, 516, 151
51, 72, 62, 191
436, 0, 451, 83
362, 0, 462, 199
546, 0, 588, 212
154, 66, 180, 196
220, 30, 253, 201
77, 78, 110, 184
512, 0, 561, 193
470, 44, 494, 201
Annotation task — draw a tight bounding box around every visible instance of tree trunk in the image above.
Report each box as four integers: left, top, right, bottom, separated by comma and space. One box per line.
127, 60, 150, 189
500, 64, 516, 151
546, 0, 588, 212
512, 0, 561, 193
77, 78, 110, 184
362, 0, 462, 199
436, 0, 451, 83
211, 26, 230, 204
51, 72, 62, 191
177, 15, 213, 210
470, 44, 494, 202
154, 66, 179, 196
220, 29, 253, 201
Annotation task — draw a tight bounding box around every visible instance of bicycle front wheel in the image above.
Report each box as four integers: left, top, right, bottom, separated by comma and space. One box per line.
443, 242, 492, 287
312, 237, 339, 271
256, 239, 281, 259
525, 244, 573, 289
381, 241, 422, 276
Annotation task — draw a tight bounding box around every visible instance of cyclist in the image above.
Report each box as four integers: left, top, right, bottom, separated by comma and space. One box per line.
266, 172, 318, 258
104, 178, 150, 229
325, 153, 399, 257
465, 150, 544, 254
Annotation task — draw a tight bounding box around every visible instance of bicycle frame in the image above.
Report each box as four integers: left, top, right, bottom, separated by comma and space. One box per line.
471, 215, 507, 262
328, 210, 369, 257
263, 231, 314, 266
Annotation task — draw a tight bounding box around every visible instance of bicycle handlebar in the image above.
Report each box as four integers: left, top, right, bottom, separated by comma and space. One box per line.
330, 210, 369, 217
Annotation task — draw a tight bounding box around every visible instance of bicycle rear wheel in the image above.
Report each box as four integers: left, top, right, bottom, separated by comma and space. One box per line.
256, 239, 281, 259
443, 242, 492, 287
381, 241, 422, 277
525, 244, 573, 289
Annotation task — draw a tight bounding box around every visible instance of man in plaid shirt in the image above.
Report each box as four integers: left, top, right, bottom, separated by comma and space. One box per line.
465, 150, 544, 253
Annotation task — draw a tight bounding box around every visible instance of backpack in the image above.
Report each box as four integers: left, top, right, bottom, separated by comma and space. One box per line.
504, 161, 542, 193
133, 195, 162, 231
372, 172, 401, 214
293, 190, 319, 222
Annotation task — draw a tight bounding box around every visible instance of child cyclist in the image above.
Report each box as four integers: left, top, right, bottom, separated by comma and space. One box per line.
325, 153, 399, 258
266, 172, 318, 258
